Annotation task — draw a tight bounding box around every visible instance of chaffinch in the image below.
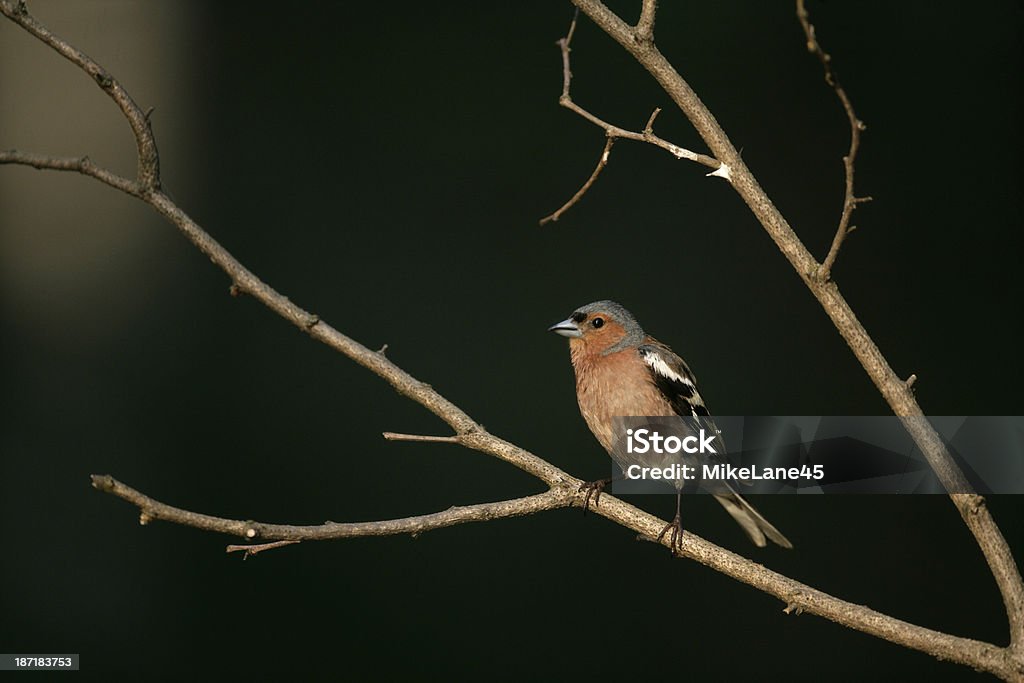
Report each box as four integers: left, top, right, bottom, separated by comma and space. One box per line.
549, 300, 792, 552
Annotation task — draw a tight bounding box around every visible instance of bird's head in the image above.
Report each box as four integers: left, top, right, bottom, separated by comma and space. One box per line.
548, 300, 645, 357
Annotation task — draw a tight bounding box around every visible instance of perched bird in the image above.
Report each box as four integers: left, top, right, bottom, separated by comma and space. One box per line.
549, 300, 792, 552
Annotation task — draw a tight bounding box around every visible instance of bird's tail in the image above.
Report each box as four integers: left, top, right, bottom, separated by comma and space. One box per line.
713, 490, 793, 549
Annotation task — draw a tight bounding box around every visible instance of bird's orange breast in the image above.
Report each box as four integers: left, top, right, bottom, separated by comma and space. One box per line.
571, 346, 677, 454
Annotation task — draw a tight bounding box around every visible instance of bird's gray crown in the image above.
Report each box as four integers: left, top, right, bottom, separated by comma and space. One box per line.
573, 300, 645, 354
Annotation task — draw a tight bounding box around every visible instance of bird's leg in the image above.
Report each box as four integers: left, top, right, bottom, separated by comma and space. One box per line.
656, 492, 685, 556
578, 477, 614, 514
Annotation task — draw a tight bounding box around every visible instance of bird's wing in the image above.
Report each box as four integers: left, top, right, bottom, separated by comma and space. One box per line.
637, 340, 709, 418
639, 341, 789, 546
637, 339, 730, 462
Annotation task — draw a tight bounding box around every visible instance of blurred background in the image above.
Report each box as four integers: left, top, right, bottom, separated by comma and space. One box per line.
1, 1, 1021, 680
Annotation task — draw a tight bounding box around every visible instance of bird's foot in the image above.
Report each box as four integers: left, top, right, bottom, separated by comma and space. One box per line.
656, 513, 685, 556
578, 478, 612, 514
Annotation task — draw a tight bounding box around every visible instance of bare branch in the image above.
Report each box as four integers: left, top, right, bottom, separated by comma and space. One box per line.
540, 136, 615, 225
0, 0, 159, 191
796, 0, 873, 281
569, 0, 1024, 670
91, 474, 577, 542
382, 432, 461, 443
543, 11, 722, 223
0, 149, 139, 195
91, 471, 1020, 678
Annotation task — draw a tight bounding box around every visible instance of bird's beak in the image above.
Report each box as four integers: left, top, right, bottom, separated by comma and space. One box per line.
548, 317, 583, 338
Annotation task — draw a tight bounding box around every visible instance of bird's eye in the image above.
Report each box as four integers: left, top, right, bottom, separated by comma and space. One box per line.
591, 317, 604, 329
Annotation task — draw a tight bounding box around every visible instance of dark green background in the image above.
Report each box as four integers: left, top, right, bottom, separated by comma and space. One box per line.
1, 1, 1021, 680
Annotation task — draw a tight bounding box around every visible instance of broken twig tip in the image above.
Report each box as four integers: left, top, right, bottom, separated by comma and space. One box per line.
644, 107, 662, 133
707, 163, 732, 181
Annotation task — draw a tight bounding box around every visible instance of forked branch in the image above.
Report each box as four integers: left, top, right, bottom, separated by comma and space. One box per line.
636, 0, 657, 42
796, 0, 873, 281
540, 10, 722, 224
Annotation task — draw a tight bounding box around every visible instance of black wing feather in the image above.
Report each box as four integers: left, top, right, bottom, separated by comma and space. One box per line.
637, 343, 707, 418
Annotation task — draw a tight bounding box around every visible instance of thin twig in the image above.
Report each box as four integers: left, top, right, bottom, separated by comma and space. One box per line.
542, 11, 722, 223
226, 540, 300, 558
540, 137, 615, 225
0, 150, 139, 195
91, 474, 577, 541
382, 432, 461, 443
556, 24, 718, 169
796, 0, 872, 281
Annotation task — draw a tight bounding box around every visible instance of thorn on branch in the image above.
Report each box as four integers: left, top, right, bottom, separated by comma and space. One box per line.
377, 343, 388, 356
905, 374, 917, 389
